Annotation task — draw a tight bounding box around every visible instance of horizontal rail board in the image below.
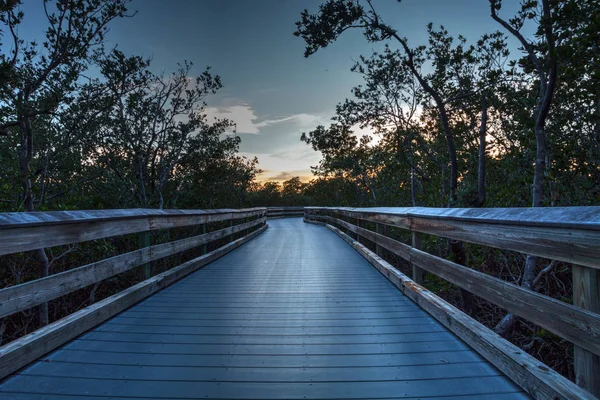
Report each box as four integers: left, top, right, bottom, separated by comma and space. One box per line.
307, 207, 600, 269
324, 222, 594, 400
324, 215, 600, 357
0, 224, 268, 380
305, 206, 600, 229
0, 208, 266, 256
0, 218, 266, 318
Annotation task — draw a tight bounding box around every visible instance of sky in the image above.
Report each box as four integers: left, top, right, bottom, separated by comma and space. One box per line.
20, 0, 530, 183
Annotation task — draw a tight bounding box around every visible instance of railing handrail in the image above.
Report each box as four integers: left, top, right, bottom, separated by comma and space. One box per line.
304, 206, 600, 400
306, 206, 600, 270
0, 207, 267, 229
304, 206, 600, 230
0, 207, 267, 256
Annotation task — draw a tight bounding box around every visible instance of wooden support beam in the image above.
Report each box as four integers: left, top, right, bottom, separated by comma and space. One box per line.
573, 265, 600, 397
139, 231, 152, 279
376, 223, 385, 257
411, 231, 425, 284
201, 224, 207, 255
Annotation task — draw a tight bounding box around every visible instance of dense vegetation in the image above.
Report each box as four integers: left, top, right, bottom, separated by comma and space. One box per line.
0, 0, 598, 384
286, 0, 599, 381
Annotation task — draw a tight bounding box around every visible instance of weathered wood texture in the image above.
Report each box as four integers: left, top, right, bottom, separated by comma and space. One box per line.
306, 206, 600, 269
0, 208, 266, 256
324, 222, 594, 400
321, 215, 600, 358
0, 218, 266, 319
0, 219, 525, 399
573, 265, 600, 397
411, 231, 424, 284
139, 231, 152, 279
0, 224, 267, 380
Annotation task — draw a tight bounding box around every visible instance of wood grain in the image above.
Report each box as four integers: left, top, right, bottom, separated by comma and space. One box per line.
0, 208, 266, 256
325, 223, 594, 400
306, 207, 600, 269
0, 224, 268, 380
326, 215, 600, 357
0, 217, 265, 319
573, 265, 600, 397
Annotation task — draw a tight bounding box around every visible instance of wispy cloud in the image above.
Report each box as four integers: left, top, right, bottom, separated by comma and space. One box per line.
268, 149, 318, 161
205, 103, 328, 134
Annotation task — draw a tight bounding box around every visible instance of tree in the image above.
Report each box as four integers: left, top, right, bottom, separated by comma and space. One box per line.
336, 46, 424, 205
0, 0, 130, 325
295, 1, 486, 206
490, 0, 558, 336
301, 123, 381, 205
96, 50, 226, 208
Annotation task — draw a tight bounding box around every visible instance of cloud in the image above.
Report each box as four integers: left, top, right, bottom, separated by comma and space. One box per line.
205, 103, 328, 135
268, 149, 318, 161
257, 169, 314, 183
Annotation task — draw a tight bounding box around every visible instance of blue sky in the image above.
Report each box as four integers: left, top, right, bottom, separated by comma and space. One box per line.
19, 0, 529, 182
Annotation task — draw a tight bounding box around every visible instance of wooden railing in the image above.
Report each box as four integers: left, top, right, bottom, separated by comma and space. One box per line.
266, 206, 305, 219
0, 207, 267, 379
304, 206, 600, 400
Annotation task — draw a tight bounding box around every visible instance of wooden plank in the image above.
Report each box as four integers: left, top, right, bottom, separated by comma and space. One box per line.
0, 218, 266, 319
330, 217, 410, 259
304, 206, 600, 229
1, 218, 525, 399
573, 265, 600, 397
325, 223, 595, 400
328, 217, 600, 357
139, 231, 152, 279
0, 376, 526, 399
375, 223, 386, 257
412, 231, 425, 284
0, 208, 267, 228
0, 208, 266, 256
306, 207, 600, 269
0, 223, 268, 380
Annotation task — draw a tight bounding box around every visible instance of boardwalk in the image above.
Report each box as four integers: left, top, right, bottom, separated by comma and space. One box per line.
0, 218, 527, 399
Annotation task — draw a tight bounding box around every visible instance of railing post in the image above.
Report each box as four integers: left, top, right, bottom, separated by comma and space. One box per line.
139, 231, 152, 279
356, 216, 361, 244
411, 231, 425, 284
376, 223, 386, 257
573, 265, 600, 397
201, 223, 207, 255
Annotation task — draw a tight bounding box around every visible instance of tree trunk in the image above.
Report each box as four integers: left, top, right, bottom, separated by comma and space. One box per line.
385, 30, 458, 206
477, 94, 488, 207
19, 117, 50, 326
450, 239, 476, 315
437, 104, 459, 206
410, 145, 417, 206
136, 156, 147, 206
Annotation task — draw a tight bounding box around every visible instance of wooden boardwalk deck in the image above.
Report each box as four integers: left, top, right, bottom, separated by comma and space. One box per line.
0, 218, 528, 399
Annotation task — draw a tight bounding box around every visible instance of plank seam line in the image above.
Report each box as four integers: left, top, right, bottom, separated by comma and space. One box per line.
58, 349, 474, 356
36, 360, 488, 368
75, 338, 461, 346
15, 373, 503, 383
87, 332, 447, 338
0, 389, 530, 400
